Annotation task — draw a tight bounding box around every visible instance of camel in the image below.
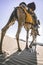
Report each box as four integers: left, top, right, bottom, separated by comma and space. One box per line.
0, 5, 40, 54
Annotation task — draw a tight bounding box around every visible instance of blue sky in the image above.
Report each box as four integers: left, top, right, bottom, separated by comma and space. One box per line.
0, 0, 43, 43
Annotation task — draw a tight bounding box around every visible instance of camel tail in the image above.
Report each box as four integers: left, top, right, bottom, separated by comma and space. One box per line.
8, 7, 18, 23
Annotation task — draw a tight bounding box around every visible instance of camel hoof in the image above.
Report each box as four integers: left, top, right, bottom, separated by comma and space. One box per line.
18, 49, 22, 52
0, 50, 3, 54
25, 47, 28, 49
29, 45, 32, 48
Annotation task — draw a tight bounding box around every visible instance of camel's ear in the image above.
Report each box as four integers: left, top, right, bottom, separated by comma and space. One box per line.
27, 2, 36, 11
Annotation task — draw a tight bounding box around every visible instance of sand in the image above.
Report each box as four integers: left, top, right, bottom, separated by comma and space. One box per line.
0, 33, 43, 65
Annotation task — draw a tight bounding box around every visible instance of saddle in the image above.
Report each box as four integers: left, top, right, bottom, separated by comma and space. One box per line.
20, 6, 35, 25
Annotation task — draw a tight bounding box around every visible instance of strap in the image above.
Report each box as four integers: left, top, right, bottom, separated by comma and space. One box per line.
25, 22, 34, 26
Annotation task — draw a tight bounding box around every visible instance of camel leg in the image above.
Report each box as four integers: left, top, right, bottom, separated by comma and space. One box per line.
25, 29, 29, 49
0, 25, 9, 54
16, 24, 22, 51
29, 35, 35, 48
0, 19, 16, 54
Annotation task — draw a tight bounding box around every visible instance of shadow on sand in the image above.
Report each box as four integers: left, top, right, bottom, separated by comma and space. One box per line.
0, 47, 37, 65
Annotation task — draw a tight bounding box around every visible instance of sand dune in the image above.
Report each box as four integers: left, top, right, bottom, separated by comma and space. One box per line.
0, 33, 43, 65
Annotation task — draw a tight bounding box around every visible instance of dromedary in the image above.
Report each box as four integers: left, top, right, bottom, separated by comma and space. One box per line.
0, 2, 40, 54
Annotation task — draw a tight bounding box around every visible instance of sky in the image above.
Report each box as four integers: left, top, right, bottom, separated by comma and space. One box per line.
0, 0, 43, 43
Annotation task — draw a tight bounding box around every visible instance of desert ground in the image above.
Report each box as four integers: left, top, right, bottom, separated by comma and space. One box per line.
0, 33, 43, 65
